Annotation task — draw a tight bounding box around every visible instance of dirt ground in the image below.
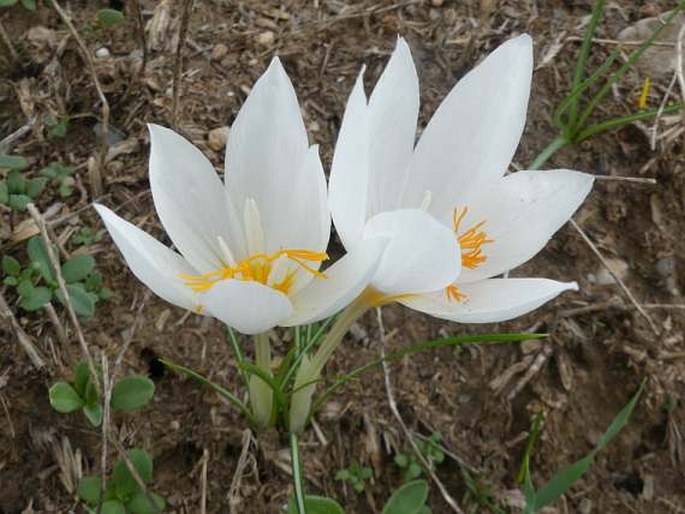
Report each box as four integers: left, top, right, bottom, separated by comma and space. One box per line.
1, 0, 685, 513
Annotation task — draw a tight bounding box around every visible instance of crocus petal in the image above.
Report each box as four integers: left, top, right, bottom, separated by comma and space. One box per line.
148, 124, 241, 273
456, 170, 594, 283
329, 69, 370, 249
362, 209, 460, 296
401, 35, 533, 215
365, 37, 420, 218
400, 278, 577, 323
202, 280, 293, 334
94, 204, 201, 313
283, 237, 387, 326
226, 58, 329, 254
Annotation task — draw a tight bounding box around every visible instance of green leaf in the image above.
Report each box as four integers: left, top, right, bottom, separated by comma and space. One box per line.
2, 255, 21, 276
7, 169, 25, 193
126, 492, 166, 514
287, 495, 345, 514
4, 276, 18, 286
49, 382, 83, 413
382, 480, 429, 514
101, 500, 126, 514
27, 236, 56, 283
20, 286, 52, 311
26, 177, 47, 198
8, 194, 31, 211
85, 270, 103, 289
0, 180, 8, 203
20, 0, 35, 10
61, 254, 96, 283
56, 284, 96, 317
394, 454, 408, 468
99, 287, 115, 300
74, 361, 91, 397
533, 455, 594, 509
0, 154, 27, 170
0, 0, 19, 7
77, 475, 101, 504
97, 8, 125, 27
111, 376, 155, 411
58, 181, 73, 198
83, 403, 103, 427
113, 448, 153, 497
17, 279, 33, 297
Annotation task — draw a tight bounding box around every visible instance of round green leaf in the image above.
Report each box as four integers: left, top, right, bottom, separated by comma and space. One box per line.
61, 254, 96, 283
101, 500, 126, 514
382, 480, 429, 514
83, 403, 103, 427
21, 0, 36, 11
27, 236, 56, 283
127, 492, 166, 514
77, 475, 101, 504
26, 177, 47, 198
0, 180, 8, 203
7, 170, 25, 193
56, 284, 96, 317
113, 448, 153, 497
97, 8, 125, 27
49, 382, 83, 413
8, 194, 31, 211
20, 286, 52, 311
287, 495, 345, 514
2, 255, 21, 276
111, 376, 155, 411
0, 155, 27, 170
74, 361, 91, 397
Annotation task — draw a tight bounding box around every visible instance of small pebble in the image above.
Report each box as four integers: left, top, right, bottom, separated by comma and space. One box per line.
95, 47, 110, 58
256, 30, 275, 47
211, 43, 228, 61
207, 126, 229, 151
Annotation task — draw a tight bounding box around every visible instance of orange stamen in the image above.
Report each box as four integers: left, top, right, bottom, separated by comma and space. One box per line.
445, 284, 466, 303
452, 206, 494, 270
179, 249, 328, 295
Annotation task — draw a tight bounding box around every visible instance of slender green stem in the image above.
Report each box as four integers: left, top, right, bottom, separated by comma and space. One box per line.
160, 358, 254, 423
290, 432, 307, 514
529, 136, 568, 170
568, 0, 606, 127
226, 327, 250, 387
576, 4, 685, 130
577, 102, 684, 141
249, 332, 273, 429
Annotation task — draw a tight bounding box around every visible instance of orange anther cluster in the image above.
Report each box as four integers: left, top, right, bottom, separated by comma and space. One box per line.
179, 249, 328, 294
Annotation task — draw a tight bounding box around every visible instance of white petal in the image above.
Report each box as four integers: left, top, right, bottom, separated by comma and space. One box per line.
148, 124, 241, 272
329, 69, 370, 249
457, 170, 594, 283
283, 237, 387, 326
203, 280, 293, 334
400, 278, 577, 323
363, 209, 460, 296
226, 59, 328, 253
402, 35, 533, 215
366, 37, 419, 218
94, 204, 201, 313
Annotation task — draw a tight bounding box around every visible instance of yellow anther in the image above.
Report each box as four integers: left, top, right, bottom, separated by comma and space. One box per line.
452, 206, 494, 270
179, 249, 328, 295
638, 76, 651, 110
445, 284, 466, 303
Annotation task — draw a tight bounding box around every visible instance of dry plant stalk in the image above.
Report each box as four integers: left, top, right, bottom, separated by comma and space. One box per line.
376, 308, 465, 514
26, 203, 100, 393
47, 0, 110, 197
0, 288, 46, 369
171, 0, 194, 129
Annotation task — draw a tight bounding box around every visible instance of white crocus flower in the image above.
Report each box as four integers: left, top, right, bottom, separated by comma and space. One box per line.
329, 34, 594, 322
94, 58, 385, 336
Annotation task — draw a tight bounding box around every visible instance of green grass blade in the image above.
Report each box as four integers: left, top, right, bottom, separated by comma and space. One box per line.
576, 102, 684, 141
568, 0, 607, 127
311, 333, 546, 416
161, 358, 253, 423
577, 3, 685, 130
290, 432, 308, 514
595, 378, 646, 451
226, 327, 250, 387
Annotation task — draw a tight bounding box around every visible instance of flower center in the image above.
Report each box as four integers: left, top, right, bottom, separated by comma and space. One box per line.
445, 206, 494, 302
179, 249, 328, 295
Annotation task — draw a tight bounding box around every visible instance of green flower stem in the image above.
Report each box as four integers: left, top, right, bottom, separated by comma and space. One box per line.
248, 332, 273, 429
290, 431, 307, 514
528, 136, 568, 171
289, 291, 372, 433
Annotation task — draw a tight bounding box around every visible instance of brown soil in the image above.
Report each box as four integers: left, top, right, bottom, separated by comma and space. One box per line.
1, 1, 684, 513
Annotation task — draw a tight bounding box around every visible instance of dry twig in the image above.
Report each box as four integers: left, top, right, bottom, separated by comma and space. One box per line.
227, 429, 253, 510
26, 203, 99, 390
171, 0, 194, 129
0, 288, 45, 369
200, 448, 209, 514
376, 308, 465, 514
47, 0, 110, 197
570, 219, 659, 334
